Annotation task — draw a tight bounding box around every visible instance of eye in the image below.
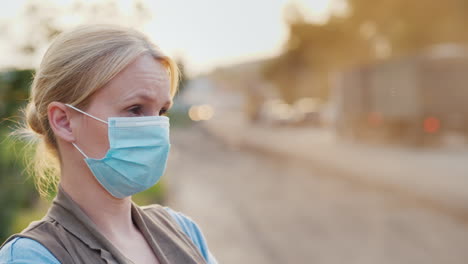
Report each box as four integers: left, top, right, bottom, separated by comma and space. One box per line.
159, 108, 169, 116
128, 105, 143, 116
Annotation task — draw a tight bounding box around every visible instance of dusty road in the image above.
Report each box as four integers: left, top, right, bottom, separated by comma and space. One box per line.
165, 124, 468, 264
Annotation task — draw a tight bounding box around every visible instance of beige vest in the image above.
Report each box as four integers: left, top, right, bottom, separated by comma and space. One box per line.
1, 187, 207, 264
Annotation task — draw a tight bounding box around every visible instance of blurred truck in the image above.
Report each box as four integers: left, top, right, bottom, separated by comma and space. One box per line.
334, 44, 468, 147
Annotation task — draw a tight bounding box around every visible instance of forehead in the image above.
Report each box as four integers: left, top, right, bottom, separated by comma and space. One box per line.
94, 54, 171, 105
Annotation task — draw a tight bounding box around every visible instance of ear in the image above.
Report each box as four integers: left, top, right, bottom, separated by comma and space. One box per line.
48, 102, 75, 143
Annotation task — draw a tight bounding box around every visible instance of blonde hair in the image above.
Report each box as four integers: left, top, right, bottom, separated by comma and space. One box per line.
14, 24, 180, 197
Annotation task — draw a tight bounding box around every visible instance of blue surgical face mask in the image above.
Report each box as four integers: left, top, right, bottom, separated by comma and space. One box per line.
65, 103, 171, 199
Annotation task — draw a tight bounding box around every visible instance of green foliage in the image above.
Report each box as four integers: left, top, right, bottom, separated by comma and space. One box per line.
0, 70, 33, 118
132, 180, 167, 206
11, 199, 50, 235
0, 69, 37, 242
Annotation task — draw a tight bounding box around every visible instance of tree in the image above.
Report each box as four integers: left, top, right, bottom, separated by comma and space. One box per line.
0, 69, 36, 241
263, 0, 468, 104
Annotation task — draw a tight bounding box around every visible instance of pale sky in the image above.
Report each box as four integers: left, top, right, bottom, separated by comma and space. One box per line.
0, 0, 336, 76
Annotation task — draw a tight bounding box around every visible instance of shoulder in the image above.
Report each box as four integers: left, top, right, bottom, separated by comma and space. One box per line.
141, 204, 203, 242
161, 207, 218, 264
141, 204, 218, 263
161, 207, 203, 241
0, 237, 60, 264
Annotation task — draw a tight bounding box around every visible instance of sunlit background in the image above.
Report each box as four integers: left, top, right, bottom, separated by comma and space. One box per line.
1, 0, 468, 263
0, 0, 338, 76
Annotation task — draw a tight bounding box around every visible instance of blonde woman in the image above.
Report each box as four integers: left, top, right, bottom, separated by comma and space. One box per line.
0, 24, 217, 264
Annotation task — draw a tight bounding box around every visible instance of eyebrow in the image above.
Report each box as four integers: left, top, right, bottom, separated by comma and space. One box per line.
124, 93, 173, 108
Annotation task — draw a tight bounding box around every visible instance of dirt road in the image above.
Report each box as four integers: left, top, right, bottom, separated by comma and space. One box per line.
165, 124, 468, 264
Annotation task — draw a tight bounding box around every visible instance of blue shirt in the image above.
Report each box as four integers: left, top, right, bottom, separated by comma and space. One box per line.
0, 207, 217, 264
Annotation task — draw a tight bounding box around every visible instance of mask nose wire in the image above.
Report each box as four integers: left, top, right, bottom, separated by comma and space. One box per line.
65, 103, 108, 159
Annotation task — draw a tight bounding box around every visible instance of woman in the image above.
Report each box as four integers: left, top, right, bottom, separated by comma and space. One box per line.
0, 24, 217, 264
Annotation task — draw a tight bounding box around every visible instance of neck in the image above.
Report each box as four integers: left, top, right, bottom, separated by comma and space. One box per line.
60, 165, 136, 240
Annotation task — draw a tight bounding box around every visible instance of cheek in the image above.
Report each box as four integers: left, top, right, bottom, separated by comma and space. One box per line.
95, 125, 110, 159
79, 118, 110, 159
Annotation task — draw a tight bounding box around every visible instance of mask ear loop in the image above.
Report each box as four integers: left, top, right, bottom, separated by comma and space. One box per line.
64, 103, 108, 124
72, 142, 89, 159
65, 103, 108, 159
